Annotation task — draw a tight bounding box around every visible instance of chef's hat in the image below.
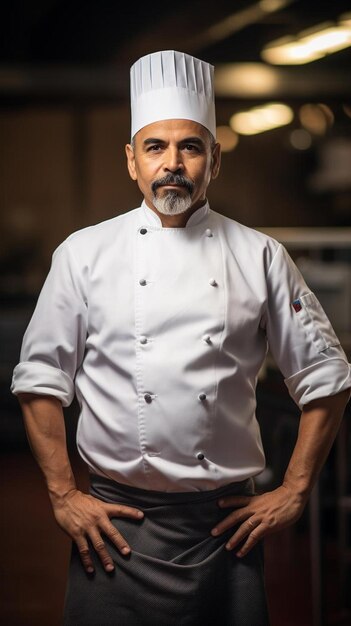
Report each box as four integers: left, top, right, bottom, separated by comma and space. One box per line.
130, 50, 216, 139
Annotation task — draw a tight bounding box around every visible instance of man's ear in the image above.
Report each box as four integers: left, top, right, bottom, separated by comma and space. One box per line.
125, 144, 137, 181
211, 143, 221, 180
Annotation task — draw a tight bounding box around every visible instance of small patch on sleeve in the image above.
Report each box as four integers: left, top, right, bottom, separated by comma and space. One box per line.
292, 299, 302, 313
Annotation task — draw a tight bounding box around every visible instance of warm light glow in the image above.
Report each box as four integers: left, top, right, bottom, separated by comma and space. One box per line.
262, 21, 351, 65
340, 13, 351, 28
299, 103, 334, 135
197, 0, 293, 48
215, 63, 278, 97
259, 0, 288, 13
290, 129, 312, 150
317, 104, 334, 126
216, 126, 239, 152
230, 103, 294, 135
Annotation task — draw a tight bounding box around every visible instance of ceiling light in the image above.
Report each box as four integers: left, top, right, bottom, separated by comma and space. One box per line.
259, 0, 288, 12
299, 103, 334, 135
215, 63, 278, 97
340, 13, 351, 27
196, 0, 293, 48
261, 19, 351, 65
230, 103, 294, 135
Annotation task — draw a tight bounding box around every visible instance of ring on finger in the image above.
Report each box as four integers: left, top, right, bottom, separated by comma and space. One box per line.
247, 518, 257, 529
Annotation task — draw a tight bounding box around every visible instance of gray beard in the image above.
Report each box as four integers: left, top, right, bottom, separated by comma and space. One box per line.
153, 190, 192, 215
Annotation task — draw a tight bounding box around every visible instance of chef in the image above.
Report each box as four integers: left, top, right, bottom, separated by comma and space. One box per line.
12, 50, 351, 626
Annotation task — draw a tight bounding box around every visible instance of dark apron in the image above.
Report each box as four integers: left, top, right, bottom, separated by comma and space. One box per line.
63, 475, 270, 626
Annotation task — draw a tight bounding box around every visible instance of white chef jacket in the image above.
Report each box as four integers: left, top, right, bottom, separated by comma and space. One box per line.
11, 201, 351, 492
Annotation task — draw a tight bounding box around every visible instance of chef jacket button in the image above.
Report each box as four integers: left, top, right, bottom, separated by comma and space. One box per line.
197, 452, 205, 461
209, 278, 217, 287
144, 393, 152, 403
139, 278, 147, 286
205, 228, 213, 237
203, 334, 211, 344
198, 392, 207, 401
140, 228, 147, 235
139, 335, 148, 344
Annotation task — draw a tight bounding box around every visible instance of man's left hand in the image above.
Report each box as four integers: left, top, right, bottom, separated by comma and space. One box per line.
211, 485, 306, 557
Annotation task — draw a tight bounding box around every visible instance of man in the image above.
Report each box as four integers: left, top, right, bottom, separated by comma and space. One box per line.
12, 50, 351, 625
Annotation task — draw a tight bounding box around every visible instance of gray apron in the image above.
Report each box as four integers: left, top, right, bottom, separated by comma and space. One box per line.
63, 475, 270, 626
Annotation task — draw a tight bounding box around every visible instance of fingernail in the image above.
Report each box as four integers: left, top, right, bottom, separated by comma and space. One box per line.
218, 499, 224, 506
87, 567, 94, 574
122, 546, 131, 555
225, 543, 232, 550
137, 511, 144, 518
106, 564, 114, 572
211, 528, 219, 536
236, 550, 243, 557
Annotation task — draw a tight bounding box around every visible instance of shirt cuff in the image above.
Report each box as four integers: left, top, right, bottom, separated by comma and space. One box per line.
284, 357, 351, 409
11, 361, 75, 407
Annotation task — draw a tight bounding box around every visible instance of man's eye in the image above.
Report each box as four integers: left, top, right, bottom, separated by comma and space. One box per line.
184, 144, 199, 152
147, 145, 162, 151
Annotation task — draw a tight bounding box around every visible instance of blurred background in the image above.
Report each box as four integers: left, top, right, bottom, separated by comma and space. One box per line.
1, 1, 351, 625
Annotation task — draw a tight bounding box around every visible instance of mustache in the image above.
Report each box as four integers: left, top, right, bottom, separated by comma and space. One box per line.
151, 174, 194, 195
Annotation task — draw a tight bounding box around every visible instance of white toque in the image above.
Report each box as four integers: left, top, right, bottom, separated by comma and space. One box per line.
130, 50, 216, 139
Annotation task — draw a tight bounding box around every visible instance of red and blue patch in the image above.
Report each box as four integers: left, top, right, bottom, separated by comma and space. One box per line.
292, 299, 302, 313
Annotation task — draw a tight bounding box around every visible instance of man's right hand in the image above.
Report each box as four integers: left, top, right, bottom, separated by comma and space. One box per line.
51, 489, 144, 574
18, 395, 145, 574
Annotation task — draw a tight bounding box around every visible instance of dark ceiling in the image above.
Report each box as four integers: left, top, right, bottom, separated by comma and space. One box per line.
0, 0, 350, 103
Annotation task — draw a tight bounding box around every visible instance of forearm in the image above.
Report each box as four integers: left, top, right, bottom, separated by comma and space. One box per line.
18, 392, 77, 502
283, 388, 350, 503
212, 388, 350, 556
18, 393, 143, 572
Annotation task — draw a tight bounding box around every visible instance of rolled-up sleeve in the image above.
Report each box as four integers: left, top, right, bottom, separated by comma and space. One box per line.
265, 244, 351, 408
11, 240, 88, 406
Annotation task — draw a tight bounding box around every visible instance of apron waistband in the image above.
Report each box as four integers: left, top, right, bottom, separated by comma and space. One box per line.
90, 473, 255, 507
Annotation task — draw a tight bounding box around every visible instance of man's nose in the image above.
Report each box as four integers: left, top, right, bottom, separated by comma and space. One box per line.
163, 148, 184, 173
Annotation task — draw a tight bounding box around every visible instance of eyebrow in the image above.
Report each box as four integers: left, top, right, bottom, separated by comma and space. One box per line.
143, 138, 164, 146
143, 136, 205, 147
180, 137, 206, 147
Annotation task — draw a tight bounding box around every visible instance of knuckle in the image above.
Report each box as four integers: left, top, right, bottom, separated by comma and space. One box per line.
115, 505, 131, 517
94, 540, 105, 552
71, 525, 85, 538
94, 512, 105, 524
109, 504, 121, 514
249, 530, 260, 541
78, 547, 90, 557
109, 527, 121, 540
244, 535, 255, 547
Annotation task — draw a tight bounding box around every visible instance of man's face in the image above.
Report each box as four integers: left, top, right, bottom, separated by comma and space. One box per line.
125, 119, 220, 214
